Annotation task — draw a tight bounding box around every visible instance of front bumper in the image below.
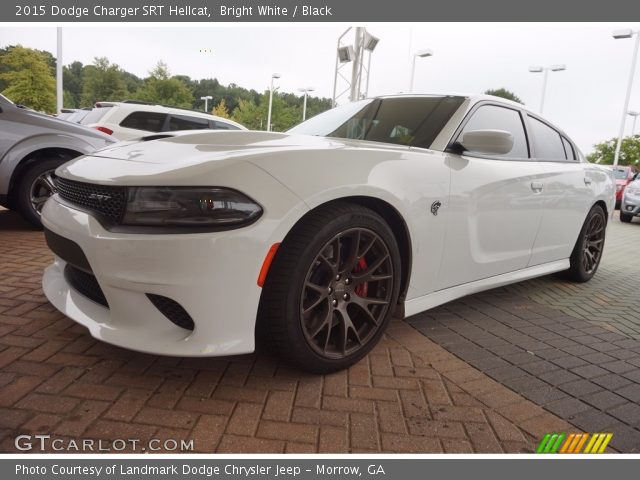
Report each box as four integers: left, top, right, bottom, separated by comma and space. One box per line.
41, 195, 273, 356
621, 192, 640, 216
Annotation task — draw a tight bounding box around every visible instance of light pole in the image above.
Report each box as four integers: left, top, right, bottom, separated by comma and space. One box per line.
298, 87, 314, 121
629, 110, 640, 135
528, 64, 566, 113
267, 73, 280, 132
613, 29, 640, 166
56, 27, 62, 114
409, 49, 433, 93
200, 95, 212, 112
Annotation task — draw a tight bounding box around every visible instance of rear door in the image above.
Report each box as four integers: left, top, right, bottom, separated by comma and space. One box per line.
526, 116, 593, 265
436, 103, 545, 290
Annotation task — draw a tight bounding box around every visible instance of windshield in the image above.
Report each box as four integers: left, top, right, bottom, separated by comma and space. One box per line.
288, 96, 465, 149
613, 168, 630, 180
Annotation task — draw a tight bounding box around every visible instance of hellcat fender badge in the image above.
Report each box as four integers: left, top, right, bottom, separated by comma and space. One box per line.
431, 200, 442, 216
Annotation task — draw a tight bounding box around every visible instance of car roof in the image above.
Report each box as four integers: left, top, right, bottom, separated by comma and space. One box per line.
376, 93, 525, 110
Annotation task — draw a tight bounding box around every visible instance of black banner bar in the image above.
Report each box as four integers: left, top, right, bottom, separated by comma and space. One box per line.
3, 0, 640, 22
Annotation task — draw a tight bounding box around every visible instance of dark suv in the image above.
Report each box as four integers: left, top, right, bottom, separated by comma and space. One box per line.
0, 95, 115, 226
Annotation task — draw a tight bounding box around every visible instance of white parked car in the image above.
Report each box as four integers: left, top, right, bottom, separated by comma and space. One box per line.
80, 101, 246, 140
41, 94, 615, 373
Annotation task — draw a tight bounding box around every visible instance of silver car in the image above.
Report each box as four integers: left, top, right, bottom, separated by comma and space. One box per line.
621, 177, 640, 223
0, 95, 115, 227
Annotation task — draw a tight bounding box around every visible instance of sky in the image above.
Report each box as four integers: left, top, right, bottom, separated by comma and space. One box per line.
1, 23, 640, 154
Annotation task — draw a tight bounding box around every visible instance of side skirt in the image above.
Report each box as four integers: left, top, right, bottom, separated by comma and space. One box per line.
404, 259, 569, 317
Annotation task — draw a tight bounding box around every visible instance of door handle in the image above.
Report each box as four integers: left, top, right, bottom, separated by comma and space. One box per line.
584, 177, 592, 185
531, 182, 544, 193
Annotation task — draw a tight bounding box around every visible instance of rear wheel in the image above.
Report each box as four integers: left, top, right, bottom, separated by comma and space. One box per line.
563, 205, 606, 282
16, 158, 63, 228
620, 212, 632, 223
258, 203, 401, 373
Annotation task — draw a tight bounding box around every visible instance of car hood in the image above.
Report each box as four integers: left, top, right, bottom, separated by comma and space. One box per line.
616, 178, 630, 186
57, 130, 411, 184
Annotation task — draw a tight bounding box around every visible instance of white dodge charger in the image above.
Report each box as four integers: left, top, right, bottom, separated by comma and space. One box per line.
41, 94, 615, 372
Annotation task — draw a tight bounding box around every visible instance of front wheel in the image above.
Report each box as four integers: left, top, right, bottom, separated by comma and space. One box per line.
563, 205, 607, 283
16, 159, 63, 228
258, 203, 402, 373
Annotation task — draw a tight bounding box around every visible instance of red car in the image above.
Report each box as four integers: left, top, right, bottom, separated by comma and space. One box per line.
609, 165, 638, 208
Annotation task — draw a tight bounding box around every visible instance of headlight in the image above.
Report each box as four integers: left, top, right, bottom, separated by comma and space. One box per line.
122, 187, 262, 228
626, 187, 640, 196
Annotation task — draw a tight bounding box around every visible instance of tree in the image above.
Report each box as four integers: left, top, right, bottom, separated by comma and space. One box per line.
232, 98, 263, 130
212, 99, 231, 118
232, 92, 301, 132
484, 88, 523, 104
121, 71, 143, 99
133, 61, 193, 108
0, 45, 56, 112
81, 57, 128, 106
587, 135, 640, 166
63, 61, 84, 108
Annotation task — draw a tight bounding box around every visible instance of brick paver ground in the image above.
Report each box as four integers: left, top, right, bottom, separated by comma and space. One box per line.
0, 208, 575, 454
501, 213, 640, 339
410, 212, 640, 452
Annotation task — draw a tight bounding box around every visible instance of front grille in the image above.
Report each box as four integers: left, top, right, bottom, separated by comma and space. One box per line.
55, 177, 126, 223
64, 265, 109, 308
147, 294, 195, 331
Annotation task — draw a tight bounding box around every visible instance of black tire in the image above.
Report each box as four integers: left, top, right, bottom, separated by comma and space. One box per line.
620, 212, 632, 223
16, 158, 63, 228
563, 205, 607, 283
258, 202, 402, 373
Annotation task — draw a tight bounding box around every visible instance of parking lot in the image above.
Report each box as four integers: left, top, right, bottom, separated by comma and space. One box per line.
0, 208, 637, 453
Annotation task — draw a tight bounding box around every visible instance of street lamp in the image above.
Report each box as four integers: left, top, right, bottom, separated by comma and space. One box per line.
409, 49, 434, 93
612, 29, 640, 166
267, 73, 280, 132
528, 64, 566, 113
298, 87, 315, 121
629, 110, 640, 135
200, 95, 213, 112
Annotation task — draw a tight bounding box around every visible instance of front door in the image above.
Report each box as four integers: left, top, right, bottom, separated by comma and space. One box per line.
436, 103, 545, 290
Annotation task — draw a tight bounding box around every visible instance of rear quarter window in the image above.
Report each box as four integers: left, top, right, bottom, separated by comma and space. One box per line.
168, 114, 210, 131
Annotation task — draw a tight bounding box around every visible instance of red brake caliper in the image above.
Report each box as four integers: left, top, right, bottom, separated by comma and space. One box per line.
354, 257, 368, 297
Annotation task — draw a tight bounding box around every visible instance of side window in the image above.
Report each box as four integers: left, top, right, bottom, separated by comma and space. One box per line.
212, 120, 241, 131
168, 115, 210, 131
528, 116, 566, 161
119, 112, 167, 132
458, 105, 529, 159
561, 136, 576, 161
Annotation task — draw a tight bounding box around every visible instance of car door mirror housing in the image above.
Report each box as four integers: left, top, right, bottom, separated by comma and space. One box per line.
460, 129, 514, 156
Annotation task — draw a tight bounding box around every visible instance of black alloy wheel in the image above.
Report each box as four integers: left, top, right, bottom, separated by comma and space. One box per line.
581, 211, 605, 275
258, 202, 401, 373
300, 227, 394, 359
563, 204, 607, 283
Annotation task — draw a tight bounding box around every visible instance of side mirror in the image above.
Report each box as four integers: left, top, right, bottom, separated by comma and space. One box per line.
460, 129, 514, 156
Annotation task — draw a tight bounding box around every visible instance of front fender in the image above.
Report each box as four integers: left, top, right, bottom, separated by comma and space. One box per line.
0, 133, 106, 194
